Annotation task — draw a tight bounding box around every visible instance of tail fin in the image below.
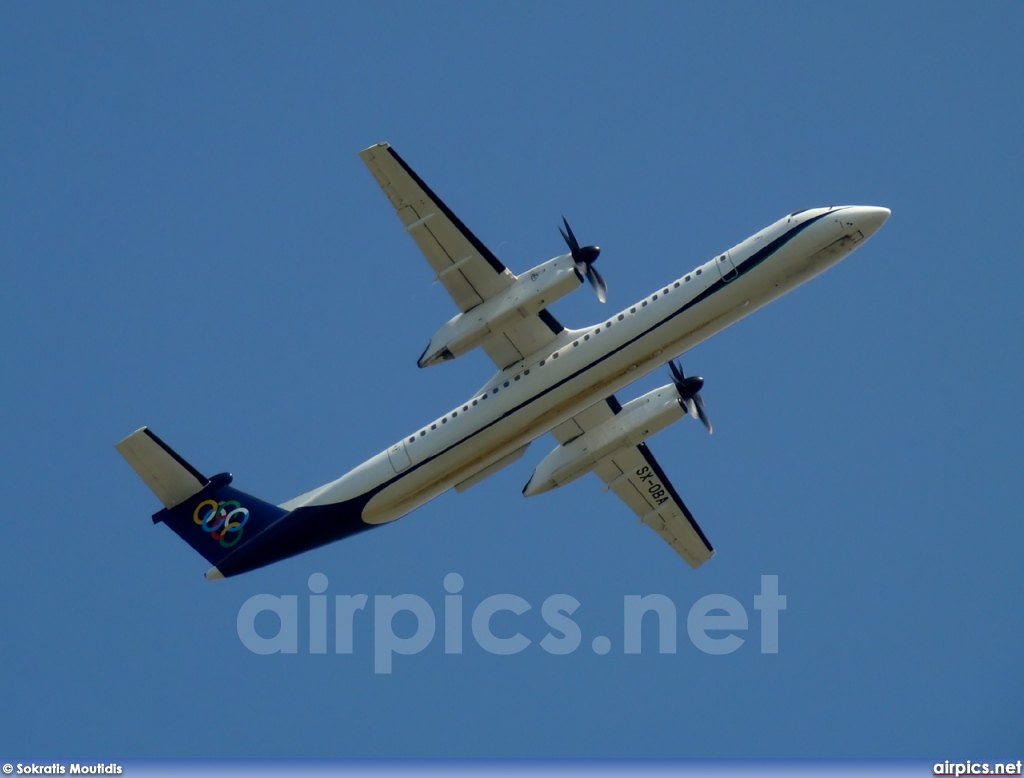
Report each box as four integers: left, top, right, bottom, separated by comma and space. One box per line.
116, 428, 287, 576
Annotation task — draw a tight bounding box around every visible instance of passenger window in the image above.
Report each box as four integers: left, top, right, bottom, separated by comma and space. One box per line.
674, 282, 679, 288
696, 269, 702, 275
420, 431, 426, 437
463, 405, 468, 411
525, 369, 531, 375
472, 400, 478, 406
504, 381, 510, 388
514, 374, 521, 380
584, 334, 589, 341
685, 275, 691, 282
408, 437, 415, 444
452, 411, 457, 417
442, 418, 447, 424
431, 424, 436, 430
642, 301, 647, 307
617, 314, 624, 321
664, 288, 669, 294
653, 294, 658, 301
630, 307, 636, 313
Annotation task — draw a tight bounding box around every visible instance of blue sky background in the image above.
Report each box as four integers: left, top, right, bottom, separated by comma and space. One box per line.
1, 1, 1021, 759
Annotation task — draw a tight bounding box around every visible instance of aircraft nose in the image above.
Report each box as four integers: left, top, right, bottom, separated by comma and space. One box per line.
849, 206, 891, 238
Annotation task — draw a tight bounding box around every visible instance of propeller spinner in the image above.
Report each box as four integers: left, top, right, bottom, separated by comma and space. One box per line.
559, 216, 607, 303
669, 360, 713, 434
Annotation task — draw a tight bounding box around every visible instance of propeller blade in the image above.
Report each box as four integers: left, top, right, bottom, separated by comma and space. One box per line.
694, 393, 713, 435
559, 225, 571, 252
669, 359, 685, 388
560, 217, 606, 302
587, 265, 608, 303
669, 360, 712, 433
560, 216, 580, 254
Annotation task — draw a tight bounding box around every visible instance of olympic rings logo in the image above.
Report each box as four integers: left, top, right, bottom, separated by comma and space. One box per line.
193, 499, 249, 548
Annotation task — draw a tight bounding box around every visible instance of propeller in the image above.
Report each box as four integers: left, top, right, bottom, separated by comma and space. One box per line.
559, 216, 607, 303
669, 360, 713, 434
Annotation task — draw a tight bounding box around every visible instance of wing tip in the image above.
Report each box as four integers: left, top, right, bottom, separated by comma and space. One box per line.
359, 141, 390, 156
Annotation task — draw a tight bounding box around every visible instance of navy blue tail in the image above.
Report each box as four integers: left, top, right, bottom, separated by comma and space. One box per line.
152, 473, 289, 567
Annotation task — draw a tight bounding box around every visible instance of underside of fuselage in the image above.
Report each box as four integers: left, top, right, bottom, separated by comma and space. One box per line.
212, 497, 374, 577
262, 208, 877, 534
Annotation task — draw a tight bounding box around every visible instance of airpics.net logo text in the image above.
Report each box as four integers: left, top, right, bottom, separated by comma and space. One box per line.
236, 573, 787, 673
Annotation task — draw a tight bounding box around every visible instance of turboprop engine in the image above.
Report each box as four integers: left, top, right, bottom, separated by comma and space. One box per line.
418, 217, 606, 368
523, 362, 711, 496
418, 254, 581, 367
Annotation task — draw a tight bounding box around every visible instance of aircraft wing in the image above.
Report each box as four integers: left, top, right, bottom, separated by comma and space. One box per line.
359, 143, 564, 370
551, 398, 715, 569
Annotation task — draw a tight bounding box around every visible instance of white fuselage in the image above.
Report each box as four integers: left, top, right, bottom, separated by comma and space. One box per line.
284, 206, 889, 524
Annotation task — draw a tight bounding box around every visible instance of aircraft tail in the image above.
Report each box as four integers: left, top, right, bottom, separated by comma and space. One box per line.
115, 427, 288, 577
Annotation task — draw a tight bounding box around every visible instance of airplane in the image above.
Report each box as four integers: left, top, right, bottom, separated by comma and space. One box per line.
116, 142, 890, 580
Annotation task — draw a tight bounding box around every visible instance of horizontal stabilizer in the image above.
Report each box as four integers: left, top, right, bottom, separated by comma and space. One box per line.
115, 427, 207, 509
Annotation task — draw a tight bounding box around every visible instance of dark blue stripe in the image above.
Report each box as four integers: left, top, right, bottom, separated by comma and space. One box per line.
217, 211, 831, 575
380, 210, 834, 486
386, 146, 507, 275
387, 146, 566, 338
635, 441, 712, 552
143, 428, 207, 485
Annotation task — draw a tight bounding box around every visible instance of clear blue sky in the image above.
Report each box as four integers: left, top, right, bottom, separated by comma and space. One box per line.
1, 0, 1021, 759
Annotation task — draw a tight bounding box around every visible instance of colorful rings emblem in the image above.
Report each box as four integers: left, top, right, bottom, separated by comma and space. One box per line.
193, 499, 249, 548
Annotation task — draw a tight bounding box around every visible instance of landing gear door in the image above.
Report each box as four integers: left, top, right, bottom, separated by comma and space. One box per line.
716, 251, 738, 283
387, 441, 412, 473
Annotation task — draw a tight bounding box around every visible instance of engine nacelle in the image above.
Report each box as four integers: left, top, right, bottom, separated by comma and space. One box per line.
418, 254, 581, 367
523, 385, 687, 496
